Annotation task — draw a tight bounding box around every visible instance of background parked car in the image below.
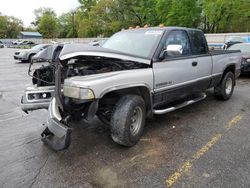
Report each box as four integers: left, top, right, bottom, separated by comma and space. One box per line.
227, 43, 250, 74
12, 40, 22, 45
20, 40, 35, 45
222, 36, 247, 50
0, 41, 4, 48
12, 40, 35, 46
14, 44, 51, 63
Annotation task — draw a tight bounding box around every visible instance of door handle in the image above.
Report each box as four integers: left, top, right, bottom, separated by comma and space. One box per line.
192, 61, 198, 67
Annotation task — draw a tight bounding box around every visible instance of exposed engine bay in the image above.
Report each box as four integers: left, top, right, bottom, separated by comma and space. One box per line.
31, 56, 149, 87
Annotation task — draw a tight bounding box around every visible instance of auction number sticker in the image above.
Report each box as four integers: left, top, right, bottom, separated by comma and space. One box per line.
145, 30, 163, 35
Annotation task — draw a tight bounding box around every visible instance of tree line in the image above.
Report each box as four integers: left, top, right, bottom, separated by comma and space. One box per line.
0, 13, 23, 38
1, 0, 250, 39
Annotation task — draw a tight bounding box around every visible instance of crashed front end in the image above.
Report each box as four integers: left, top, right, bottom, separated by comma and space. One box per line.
21, 45, 59, 112
41, 59, 100, 150
32, 44, 151, 150
41, 98, 72, 150
21, 86, 55, 113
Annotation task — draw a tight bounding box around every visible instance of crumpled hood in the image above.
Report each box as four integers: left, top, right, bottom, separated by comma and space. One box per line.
32, 45, 59, 61
59, 43, 151, 65
32, 43, 151, 65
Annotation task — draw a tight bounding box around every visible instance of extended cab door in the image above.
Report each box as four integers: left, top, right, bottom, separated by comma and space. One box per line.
187, 30, 213, 90
153, 30, 199, 107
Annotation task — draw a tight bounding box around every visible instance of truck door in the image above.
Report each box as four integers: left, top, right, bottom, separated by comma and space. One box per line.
153, 30, 198, 106
188, 30, 213, 91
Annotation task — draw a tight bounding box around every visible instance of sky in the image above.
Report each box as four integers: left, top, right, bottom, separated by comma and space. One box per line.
0, 0, 80, 27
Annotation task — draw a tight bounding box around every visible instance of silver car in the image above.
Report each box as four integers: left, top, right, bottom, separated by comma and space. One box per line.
227, 43, 250, 74
0, 41, 4, 48
14, 44, 51, 62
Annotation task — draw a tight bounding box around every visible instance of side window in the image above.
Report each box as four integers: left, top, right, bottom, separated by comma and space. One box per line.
188, 30, 208, 55
163, 30, 191, 58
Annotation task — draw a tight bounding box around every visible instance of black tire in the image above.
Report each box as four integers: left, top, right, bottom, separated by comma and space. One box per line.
214, 71, 235, 100
110, 95, 146, 147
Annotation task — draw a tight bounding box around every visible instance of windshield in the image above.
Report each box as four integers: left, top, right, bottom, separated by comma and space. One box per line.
32, 44, 47, 50
102, 30, 164, 58
228, 44, 250, 53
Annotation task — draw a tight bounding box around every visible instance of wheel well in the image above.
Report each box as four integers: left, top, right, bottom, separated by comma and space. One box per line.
99, 87, 153, 118
29, 53, 35, 59
220, 64, 236, 86
223, 64, 235, 76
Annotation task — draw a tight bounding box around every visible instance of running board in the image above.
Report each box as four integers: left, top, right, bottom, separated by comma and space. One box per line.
153, 93, 207, 115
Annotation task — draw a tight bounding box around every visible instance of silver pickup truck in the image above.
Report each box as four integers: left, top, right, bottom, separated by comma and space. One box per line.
21, 27, 242, 150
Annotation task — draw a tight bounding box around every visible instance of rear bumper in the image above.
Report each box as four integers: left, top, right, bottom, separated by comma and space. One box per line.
21, 86, 55, 112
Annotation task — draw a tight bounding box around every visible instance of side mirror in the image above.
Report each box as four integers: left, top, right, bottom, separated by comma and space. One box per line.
159, 44, 183, 59
166, 44, 183, 56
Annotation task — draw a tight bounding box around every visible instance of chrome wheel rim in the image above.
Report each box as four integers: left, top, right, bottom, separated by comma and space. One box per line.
225, 77, 233, 95
130, 106, 143, 136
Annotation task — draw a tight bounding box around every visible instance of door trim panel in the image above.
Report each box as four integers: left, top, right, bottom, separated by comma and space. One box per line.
153, 73, 222, 108
154, 73, 221, 93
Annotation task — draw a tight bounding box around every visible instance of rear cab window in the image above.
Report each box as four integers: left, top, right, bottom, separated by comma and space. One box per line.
188, 30, 208, 55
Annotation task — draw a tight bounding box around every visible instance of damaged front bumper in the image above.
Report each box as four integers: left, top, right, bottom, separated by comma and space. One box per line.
21, 86, 55, 112
41, 98, 72, 151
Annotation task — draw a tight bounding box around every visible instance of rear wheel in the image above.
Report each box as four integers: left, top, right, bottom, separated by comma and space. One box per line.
214, 71, 235, 100
110, 95, 146, 146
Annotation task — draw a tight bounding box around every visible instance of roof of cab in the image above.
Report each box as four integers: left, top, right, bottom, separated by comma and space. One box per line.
120, 26, 203, 33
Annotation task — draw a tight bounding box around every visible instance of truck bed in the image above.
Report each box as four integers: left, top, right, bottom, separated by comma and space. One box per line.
210, 50, 241, 55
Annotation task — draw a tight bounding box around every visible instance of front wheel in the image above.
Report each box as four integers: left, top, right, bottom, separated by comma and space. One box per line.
28, 54, 35, 63
111, 95, 146, 147
214, 71, 235, 100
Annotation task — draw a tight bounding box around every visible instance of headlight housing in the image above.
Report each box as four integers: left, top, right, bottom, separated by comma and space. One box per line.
63, 85, 95, 100
19, 52, 27, 56
242, 58, 250, 65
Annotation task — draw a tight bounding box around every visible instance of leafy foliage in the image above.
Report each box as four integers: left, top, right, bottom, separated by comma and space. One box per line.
202, 0, 250, 33
1, 0, 250, 39
165, 0, 201, 28
0, 14, 23, 38
35, 9, 59, 38
75, 0, 250, 37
